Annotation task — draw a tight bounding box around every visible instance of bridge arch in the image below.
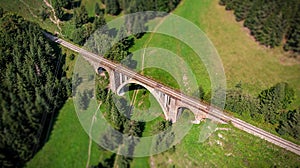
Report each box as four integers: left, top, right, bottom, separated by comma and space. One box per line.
96, 65, 111, 77
95, 65, 117, 92
176, 107, 196, 122
116, 79, 170, 120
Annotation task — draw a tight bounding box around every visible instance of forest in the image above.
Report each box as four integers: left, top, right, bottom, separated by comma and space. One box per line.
0, 10, 70, 167
219, 0, 300, 55
1, 0, 300, 167
49, 0, 181, 45
51, 0, 181, 18
0, 0, 181, 167
222, 82, 300, 140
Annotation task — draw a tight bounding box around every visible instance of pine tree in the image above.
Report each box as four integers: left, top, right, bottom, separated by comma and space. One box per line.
74, 5, 89, 28
105, 0, 120, 15
221, 0, 300, 53
95, 2, 102, 16
258, 82, 295, 124
0, 13, 67, 166
93, 13, 106, 31
284, 7, 300, 54
278, 107, 300, 139
53, 3, 64, 20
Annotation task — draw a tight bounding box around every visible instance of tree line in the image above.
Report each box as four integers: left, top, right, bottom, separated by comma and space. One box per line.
220, 82, 299, 140
101, 0, 181, 15
0, 11, 70, 167
52, 0, 181, 20
219, 0, 300, 55
0, 0, 183, 166
49, 0, 181, 46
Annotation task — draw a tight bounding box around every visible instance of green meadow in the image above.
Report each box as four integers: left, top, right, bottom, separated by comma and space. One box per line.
1, 0, 299, 167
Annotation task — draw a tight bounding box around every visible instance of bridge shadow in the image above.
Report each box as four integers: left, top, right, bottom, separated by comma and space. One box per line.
62, 13, 73, 22
121, 83, 147, 93
122, 53, 137, 69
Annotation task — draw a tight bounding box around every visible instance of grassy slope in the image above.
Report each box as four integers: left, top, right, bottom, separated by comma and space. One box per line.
195, 0, 300, 106
0, 0, 58, 32
130, 0, 300, 142
130, 32, 212, 94
129, 0, 300, 166
60, 47, 77, 78
3, 0, 299, 103
26, 99, 104, 168
177, 0, 300, 142
152, 123, 300, 167
2, 0, 300, 167
131, 0, 300, 107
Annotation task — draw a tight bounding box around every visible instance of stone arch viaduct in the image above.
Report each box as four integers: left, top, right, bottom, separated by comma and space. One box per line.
85, 56, 226, 124
44, 32, 300, 156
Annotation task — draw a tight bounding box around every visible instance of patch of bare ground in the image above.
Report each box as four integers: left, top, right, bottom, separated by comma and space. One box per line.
279, 54, 300, 66
43, 0, 62, 34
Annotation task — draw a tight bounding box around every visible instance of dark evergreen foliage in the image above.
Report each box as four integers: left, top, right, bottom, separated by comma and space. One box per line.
152, 120, 175, 153
225, 82, 296, 136
94, 2, 103, 16
225, 89, 259, 117
68, 0, 181, 44
258, 82, 295, 124
103, 0, 181, 15
51, 0, 75, 20
114, 155, 131, 168
284, 7, 300, 54
219, 0, 300, 53
105, 0, 120, 15
124, 0, 181, 14
0, 14, 67, 167
73, 5, 89, 28
93, 14, 106, 29
278, 107, 300, 139
72, 27, 87, 45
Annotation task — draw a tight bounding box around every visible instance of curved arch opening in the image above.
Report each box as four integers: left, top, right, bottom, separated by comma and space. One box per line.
122, 83, 151, 111
118, 83, 147, 97
97, 67, 109, 77
95, 66, 111, 103
176, 107, 196, 123
116, 80, 169, 121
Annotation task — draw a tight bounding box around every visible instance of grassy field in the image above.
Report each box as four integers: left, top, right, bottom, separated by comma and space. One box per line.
26, 100, 300, 167
129, 0, 300, 107
3, 0, 300, 167
26, 99, 107, 168
0, 0, 58, 32
151, 123, 300, 167
129, 34, 211, 95
128, 0, 300, 144
178, 0, 300, 142
7, 0, 298, 106
192, 0, 300, 106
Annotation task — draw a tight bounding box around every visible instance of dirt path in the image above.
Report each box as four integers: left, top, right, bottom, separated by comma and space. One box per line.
150, 156, 156, 168
43, 0, 62, 34
85, 102, 102, 168
129, 15, 168, 110
141, 16, 168, 72
19, 0, 38, 18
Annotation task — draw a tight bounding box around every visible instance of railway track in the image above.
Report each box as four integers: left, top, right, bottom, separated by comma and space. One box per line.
44, 32, 300, 156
